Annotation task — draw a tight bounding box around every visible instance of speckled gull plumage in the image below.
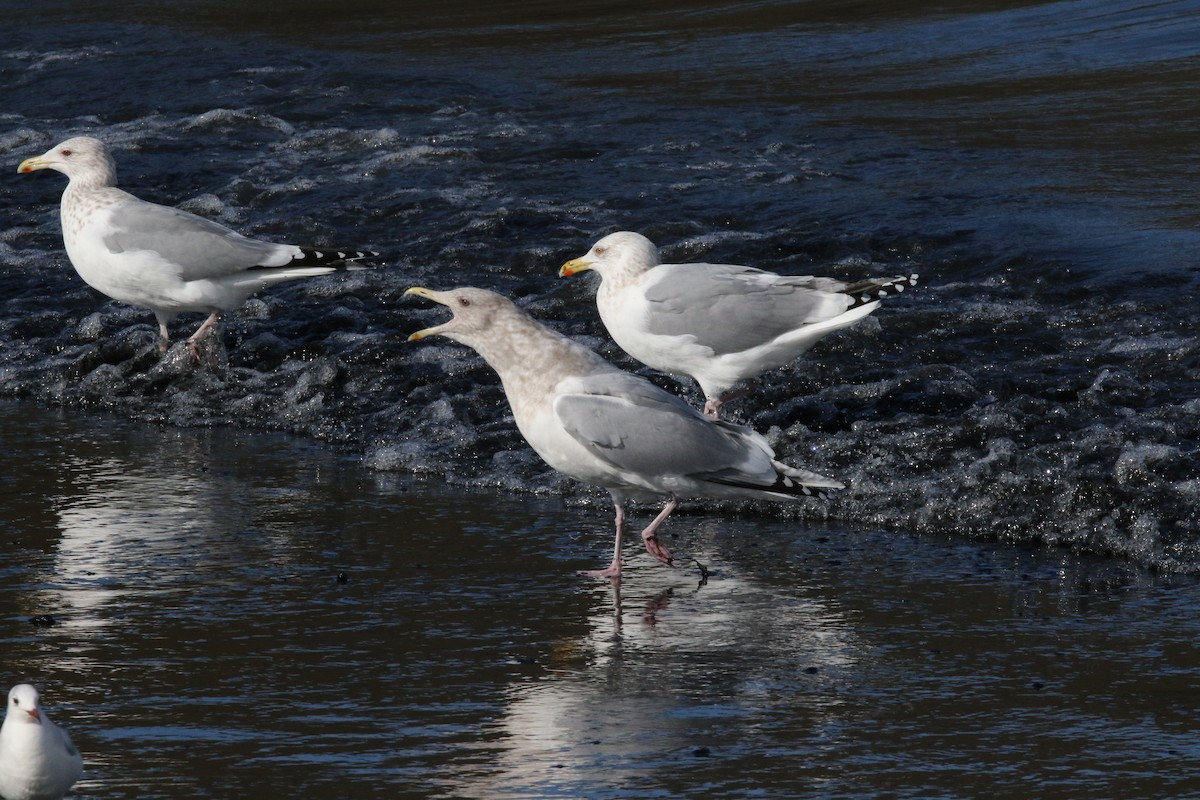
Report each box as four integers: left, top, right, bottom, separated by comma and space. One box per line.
405, 286, 842, 579
561, 231, 918, 418
18, 136, 375, 355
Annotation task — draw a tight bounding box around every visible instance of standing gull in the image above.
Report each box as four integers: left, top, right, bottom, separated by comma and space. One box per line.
17, 137, 374, 354
561, 231, 918, 418
405, 286, 842, 578
0, 684, 83, 800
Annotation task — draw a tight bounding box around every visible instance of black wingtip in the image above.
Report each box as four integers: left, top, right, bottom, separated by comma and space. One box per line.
706, 474, 841, 500
291, 248, 378, 267
846, 273, 919, 309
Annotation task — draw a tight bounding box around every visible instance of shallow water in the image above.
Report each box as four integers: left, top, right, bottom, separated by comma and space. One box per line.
2, 4, 1200, 794
2, 401, 1199, 799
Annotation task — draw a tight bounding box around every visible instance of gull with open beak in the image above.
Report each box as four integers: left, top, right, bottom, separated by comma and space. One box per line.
406, 285, 842, 579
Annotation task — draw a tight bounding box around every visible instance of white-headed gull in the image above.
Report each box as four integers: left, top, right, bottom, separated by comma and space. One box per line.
18, 136, 375, 354
561, 230, 917, 418
0, 684, 83, 800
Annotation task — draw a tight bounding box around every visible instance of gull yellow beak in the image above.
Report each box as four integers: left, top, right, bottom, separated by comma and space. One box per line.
404, 287, 450, 341
559, 256, 593, 277
17, 156, 50, 174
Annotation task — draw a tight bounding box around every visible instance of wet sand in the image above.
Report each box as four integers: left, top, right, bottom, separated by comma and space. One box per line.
2, 400, 1197, 799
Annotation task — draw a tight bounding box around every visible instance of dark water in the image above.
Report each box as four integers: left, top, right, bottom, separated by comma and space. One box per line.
3, 401, 1199, 799
5, 0, 1200, 572
2, 2, 1200, 795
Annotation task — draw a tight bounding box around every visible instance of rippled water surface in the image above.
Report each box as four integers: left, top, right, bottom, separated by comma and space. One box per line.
2, 1, 1200, 795
4, 0, 1199, 570
3, 402, 1199, 799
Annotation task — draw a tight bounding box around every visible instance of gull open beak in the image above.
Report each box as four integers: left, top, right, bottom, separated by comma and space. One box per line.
558, 256, 593, 277
404, 287, 451, 341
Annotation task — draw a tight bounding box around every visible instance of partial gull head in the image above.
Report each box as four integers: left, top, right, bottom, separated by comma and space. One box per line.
0, 684, 83, 800
406, 285, 842, 579
17, 136, 376, 357
561, 230, 918, 418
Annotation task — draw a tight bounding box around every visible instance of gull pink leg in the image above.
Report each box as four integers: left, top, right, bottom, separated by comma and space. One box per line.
640, 497, 678, 565
186, 312, 221, 358
580, 503, 626, 579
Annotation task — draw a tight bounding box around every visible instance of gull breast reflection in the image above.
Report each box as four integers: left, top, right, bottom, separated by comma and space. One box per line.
38, 448, 258, 629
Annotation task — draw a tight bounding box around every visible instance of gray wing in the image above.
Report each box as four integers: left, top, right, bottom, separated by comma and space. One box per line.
53, 724, 80, 758
555, 372, 762, 481
103, 198, 289, 279
642, 264, 852, 355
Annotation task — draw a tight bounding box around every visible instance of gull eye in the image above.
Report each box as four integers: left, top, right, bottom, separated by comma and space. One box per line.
459, 297, 471, 307
60, 149, 73, 157
594, 245, 607, 256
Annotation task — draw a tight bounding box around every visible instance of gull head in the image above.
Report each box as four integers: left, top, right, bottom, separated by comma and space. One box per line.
6, 684, 43, 725
559, 231, 661, 280
17, 136, 118, 187
405, 286, 513, 345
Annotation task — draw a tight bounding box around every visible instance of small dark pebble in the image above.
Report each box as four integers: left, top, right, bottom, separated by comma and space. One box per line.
803, 666, 819, 675
29, 615, 58, 627
336, 572, 349, 584
692, 747, 711, 758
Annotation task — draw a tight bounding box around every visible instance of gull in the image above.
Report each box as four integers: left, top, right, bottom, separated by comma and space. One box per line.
0, 684, 83, 800
17, 136, 375, 354
561, 231, 918, 418
405, 286, 843, 579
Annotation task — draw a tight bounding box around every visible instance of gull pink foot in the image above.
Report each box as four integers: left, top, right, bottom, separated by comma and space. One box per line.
579, 553, 623, 579
642, 532, 673, 565
704, 380, 757, 419
579, 564, 623, 580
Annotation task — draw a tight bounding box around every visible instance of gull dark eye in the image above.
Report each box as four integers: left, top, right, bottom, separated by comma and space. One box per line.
60, 149, 72, 157
459, 297, 471, 307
